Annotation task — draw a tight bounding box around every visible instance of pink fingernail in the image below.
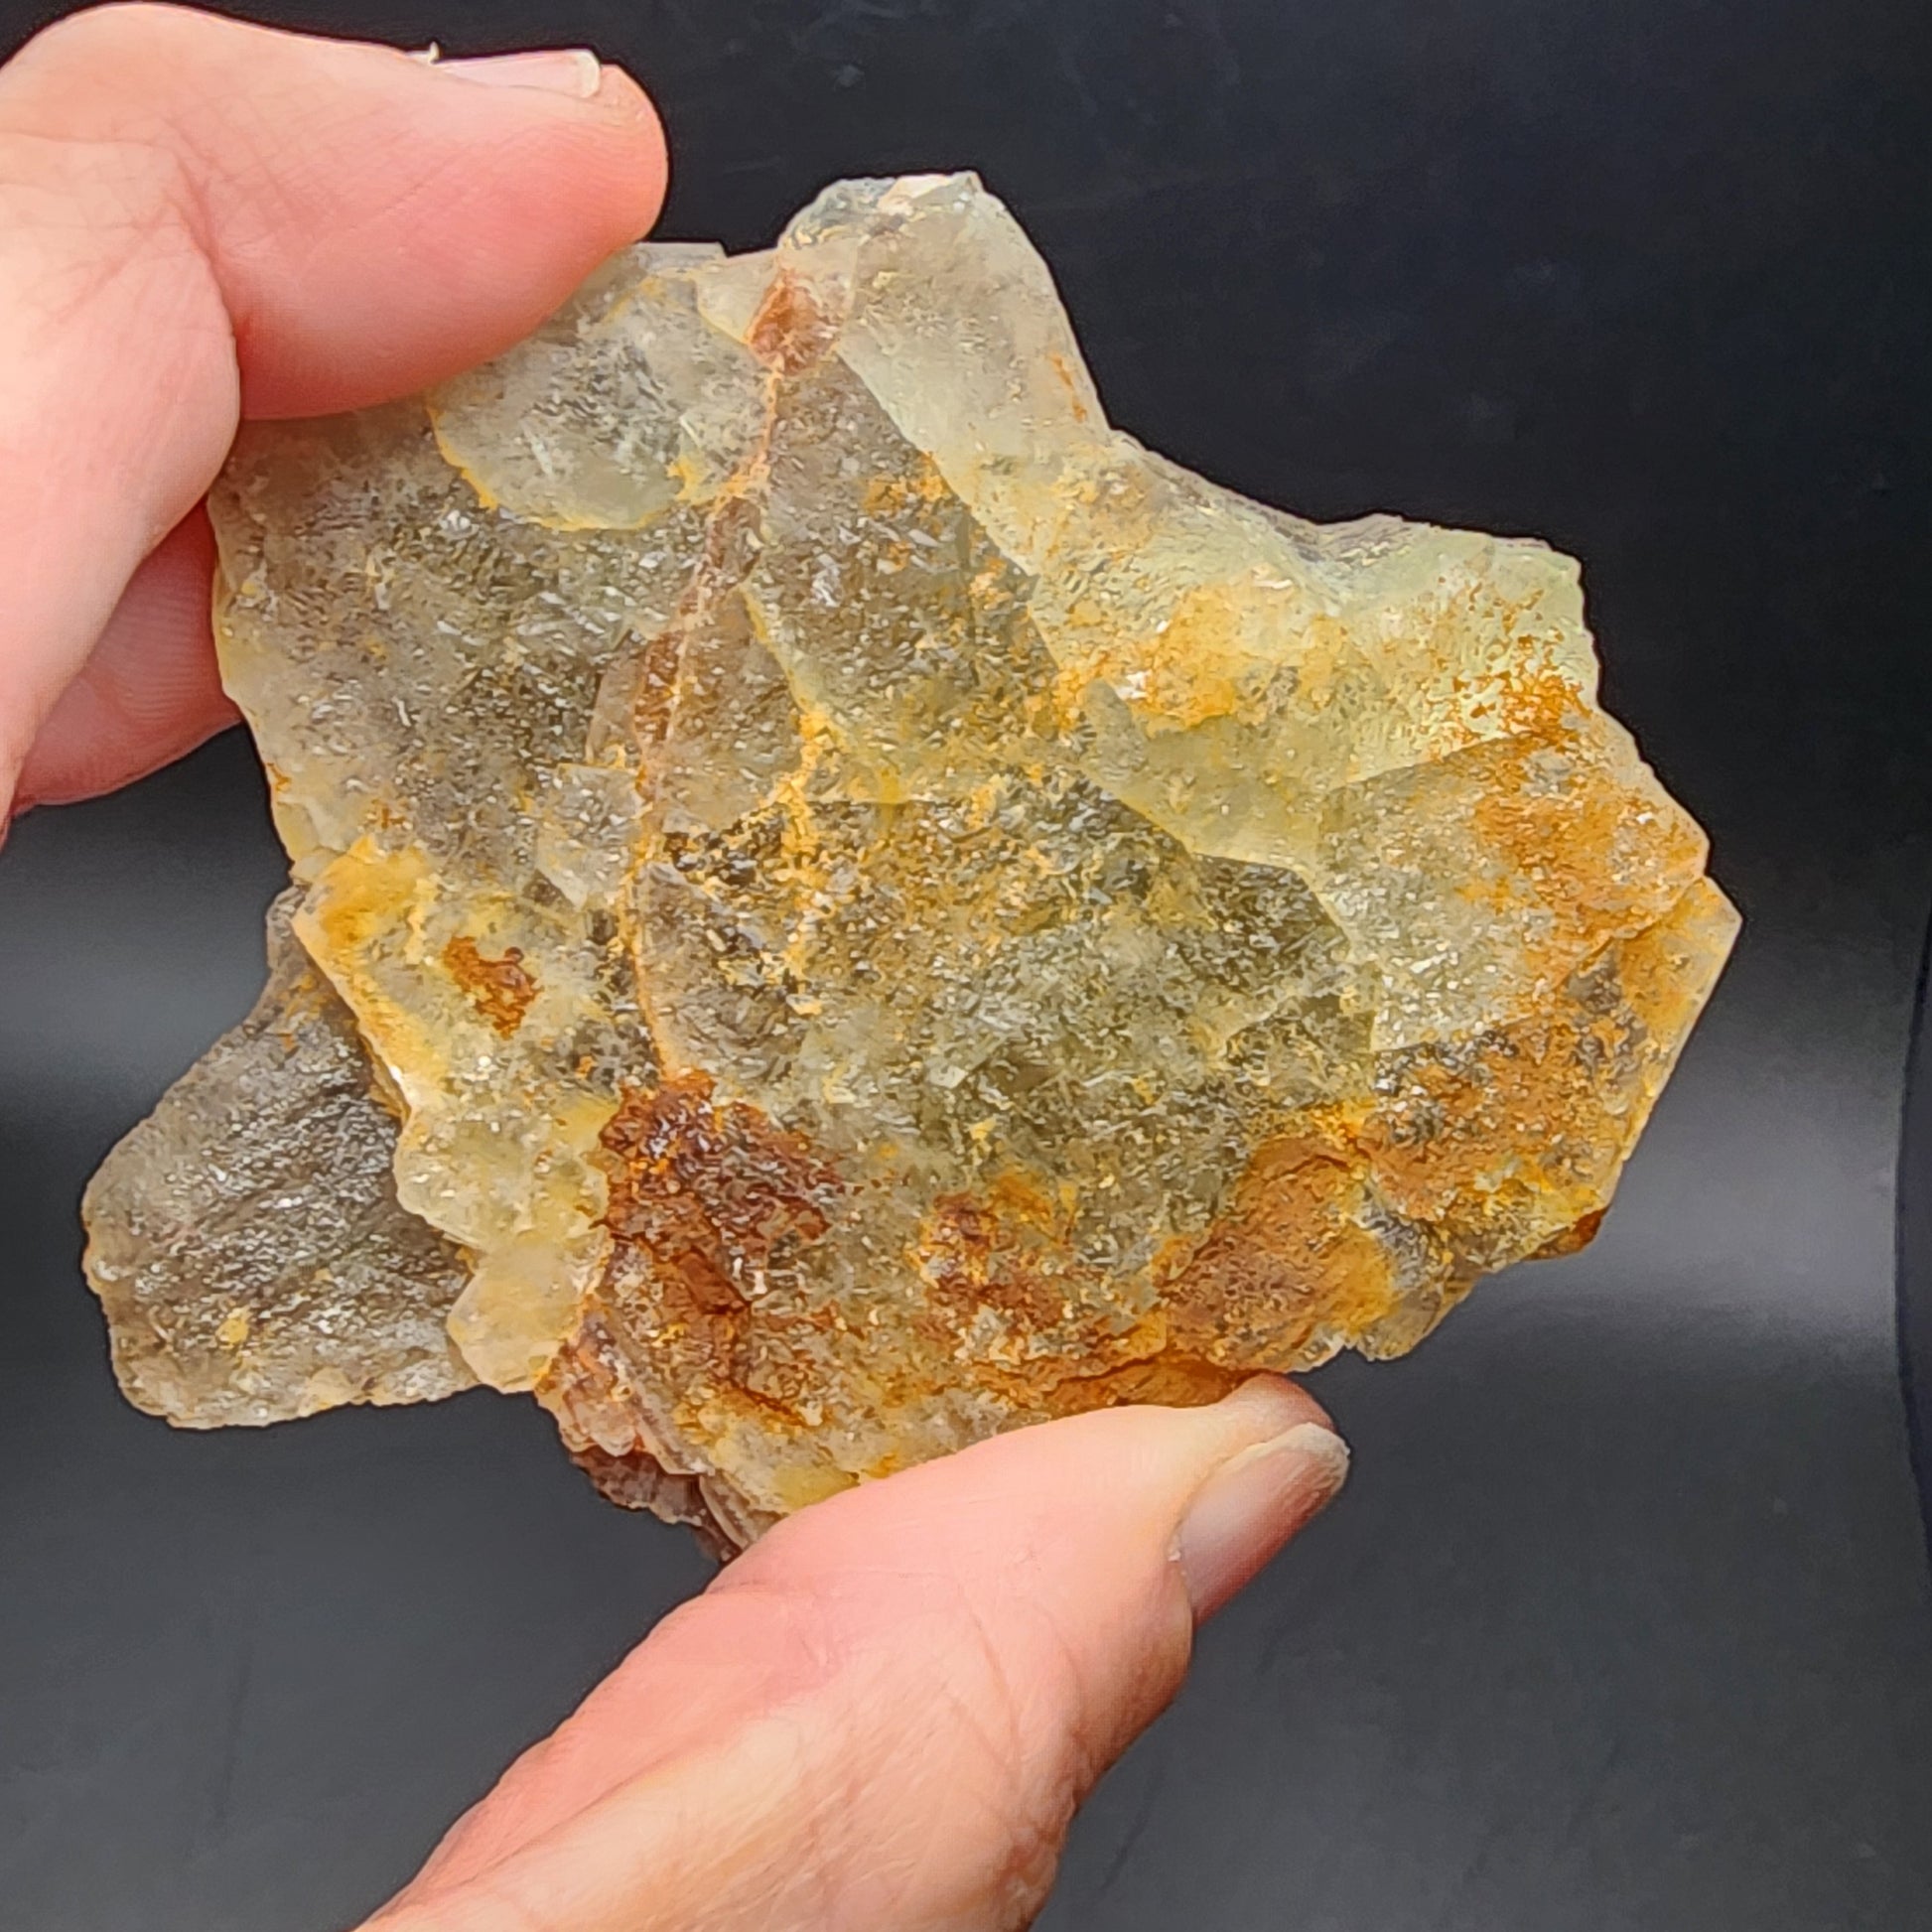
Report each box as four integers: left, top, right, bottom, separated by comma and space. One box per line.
1175, 1421, 1350, 1620
435, 50, 603, 99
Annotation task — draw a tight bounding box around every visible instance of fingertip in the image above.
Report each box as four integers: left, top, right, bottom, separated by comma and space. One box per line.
593, 62, 669, 168
36, 16, 675, 419
378, 1380, 1351, 1930
586, 64, 670, 243
233, 49, 671, 414
1174, 1417, 1350, 1620
1215, 1371, 1336, 1439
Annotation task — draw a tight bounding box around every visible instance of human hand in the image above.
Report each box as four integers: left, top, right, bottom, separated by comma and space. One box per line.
0, 10, 1351, 1928
0, 0, 663, 816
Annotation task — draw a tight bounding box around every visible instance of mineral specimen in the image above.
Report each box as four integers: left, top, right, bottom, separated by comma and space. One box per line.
82, 174, 1736, 1549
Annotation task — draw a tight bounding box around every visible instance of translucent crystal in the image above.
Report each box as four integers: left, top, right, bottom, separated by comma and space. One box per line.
82, 174, 1736, 1547
82, 893, 474, 1425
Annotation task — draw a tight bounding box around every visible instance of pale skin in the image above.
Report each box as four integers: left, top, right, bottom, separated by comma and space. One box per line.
0, 9, 1352, 1928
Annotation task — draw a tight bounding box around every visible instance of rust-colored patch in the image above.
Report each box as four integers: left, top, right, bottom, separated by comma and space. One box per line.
1046, 350, 1093, 423
918, 1170, 1087, 1332
442, 935, 538, 1036
1351, 893, 1739, 1270
1036, 1352, 1249, 1415
1358, 1018, 1618, 1253
749, 272, 837, 375
1531, 1209, 1605, 1260
1464, 725, 1704, 952
592, 1074, 846, 1412
1480, 659, 1582, 744
1160, 1125, 1400, 1364
861, 464, 951, 517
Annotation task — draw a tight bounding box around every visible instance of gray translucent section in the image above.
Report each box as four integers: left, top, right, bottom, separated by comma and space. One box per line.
81, 895, 474, 1426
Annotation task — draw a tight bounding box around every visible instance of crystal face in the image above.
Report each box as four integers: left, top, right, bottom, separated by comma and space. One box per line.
81, 174, 1736, 1548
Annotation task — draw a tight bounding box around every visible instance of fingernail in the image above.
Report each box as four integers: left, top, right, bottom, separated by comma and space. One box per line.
1175, 1421, 1350, 1620
434, 50, 604, 99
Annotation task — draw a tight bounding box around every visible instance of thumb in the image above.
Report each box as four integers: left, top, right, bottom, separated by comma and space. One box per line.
0, 3, 666, 809
372, 1378, 1348, 1932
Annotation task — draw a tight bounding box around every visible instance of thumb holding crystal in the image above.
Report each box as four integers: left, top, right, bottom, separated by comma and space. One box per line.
369, 1376, 1349, 1932
0, 3, 666, 816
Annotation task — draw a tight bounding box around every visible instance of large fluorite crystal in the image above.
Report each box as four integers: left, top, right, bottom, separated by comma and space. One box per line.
82, 175, 1735, 1547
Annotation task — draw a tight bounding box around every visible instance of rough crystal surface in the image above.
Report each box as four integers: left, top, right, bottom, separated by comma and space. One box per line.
82, 893, 474, 1425
83, 174, 1736, 1547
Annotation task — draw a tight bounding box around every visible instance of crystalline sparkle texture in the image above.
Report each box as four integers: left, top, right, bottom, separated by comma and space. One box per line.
82, 175, 1736, 1548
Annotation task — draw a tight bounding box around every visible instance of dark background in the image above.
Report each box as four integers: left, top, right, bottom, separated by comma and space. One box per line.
4, 1, 1931, 1927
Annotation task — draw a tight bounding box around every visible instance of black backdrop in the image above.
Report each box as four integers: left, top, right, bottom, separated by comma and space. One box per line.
4, 2, 1931, 1927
